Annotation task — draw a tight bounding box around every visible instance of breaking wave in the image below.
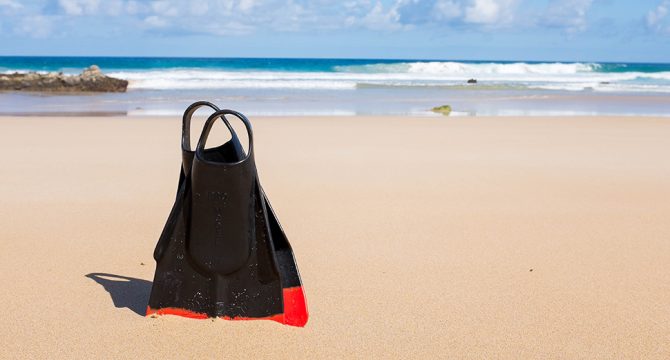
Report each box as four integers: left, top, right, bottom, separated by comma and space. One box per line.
105, 61, 670, 93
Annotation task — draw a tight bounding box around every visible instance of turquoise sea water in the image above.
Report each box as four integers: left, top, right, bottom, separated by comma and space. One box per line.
1, 56, 669, 116
3, 56, 670, 74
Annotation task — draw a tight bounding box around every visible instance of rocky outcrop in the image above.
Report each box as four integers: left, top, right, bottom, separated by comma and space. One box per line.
0, 65, 128, 92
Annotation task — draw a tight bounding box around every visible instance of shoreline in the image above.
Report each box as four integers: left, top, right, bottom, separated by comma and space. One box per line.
2, 87, 669, 117
0, 111, 670, 120
2, 114, 670, 120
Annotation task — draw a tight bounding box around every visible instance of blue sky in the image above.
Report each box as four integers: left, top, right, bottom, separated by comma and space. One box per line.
0, 0, 669, 62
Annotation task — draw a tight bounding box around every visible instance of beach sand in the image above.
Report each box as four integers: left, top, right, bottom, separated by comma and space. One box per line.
1, 115, 669, 359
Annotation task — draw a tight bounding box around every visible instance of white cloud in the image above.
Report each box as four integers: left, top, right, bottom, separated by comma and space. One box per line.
56, 0, 126, 16
393, 0, 518, 28
150, 1, 179, 17
433, 0, 462, 21
356, 1, 403, 30
0, 0, 22, 10
189, 2, 209, 16
106, 0, 125, 16
2, 0, 628, 40
137, 0, 265, 34
15, 15, 54, 38
197, 20, 255, 35
143, 15, 168, 28
1, 0, 524, 38
464, 0, 500, 24
647, 0, 669, 33
58, 0, 101, 16
125, 1, 145, 15
238, 0, 257, 13
543, 0, 594, 34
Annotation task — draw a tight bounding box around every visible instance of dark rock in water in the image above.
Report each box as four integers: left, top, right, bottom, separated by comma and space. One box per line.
467, 78, 477, 84
0, 65, 128, 92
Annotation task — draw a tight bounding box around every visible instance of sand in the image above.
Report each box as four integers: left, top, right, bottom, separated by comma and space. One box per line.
0, 115, 669, 359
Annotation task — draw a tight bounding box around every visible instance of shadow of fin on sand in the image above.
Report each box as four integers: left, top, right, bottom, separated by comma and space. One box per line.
86, 273, 152, 316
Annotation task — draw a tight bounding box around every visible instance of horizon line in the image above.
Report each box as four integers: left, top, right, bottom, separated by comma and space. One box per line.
0, 54, 669, 65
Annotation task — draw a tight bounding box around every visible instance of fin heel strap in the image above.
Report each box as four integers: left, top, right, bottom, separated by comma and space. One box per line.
182, 101, 238, 152
196, 109, 254, 163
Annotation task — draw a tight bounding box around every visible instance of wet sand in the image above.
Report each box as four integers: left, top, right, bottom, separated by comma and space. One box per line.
0, 115, 669, 358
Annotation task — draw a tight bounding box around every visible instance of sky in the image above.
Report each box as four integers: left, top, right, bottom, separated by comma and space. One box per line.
0, 0, 669, 62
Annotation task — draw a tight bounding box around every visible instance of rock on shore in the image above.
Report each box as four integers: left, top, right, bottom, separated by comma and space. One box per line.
0, 65, 128, 92
431, 104, 452, 116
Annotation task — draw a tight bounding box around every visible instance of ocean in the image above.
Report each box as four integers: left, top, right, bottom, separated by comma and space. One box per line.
1, 56, 669, 116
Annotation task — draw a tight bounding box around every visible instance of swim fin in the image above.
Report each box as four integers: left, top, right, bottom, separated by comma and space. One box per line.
147, 105, 308, 326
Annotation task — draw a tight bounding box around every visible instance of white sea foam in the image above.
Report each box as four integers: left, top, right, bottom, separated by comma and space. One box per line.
110, 70, 359, 90
336, 61, 601, 75
106, 62, 670, 93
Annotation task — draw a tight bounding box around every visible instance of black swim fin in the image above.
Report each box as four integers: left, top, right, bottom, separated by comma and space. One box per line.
147, 105, 308, 326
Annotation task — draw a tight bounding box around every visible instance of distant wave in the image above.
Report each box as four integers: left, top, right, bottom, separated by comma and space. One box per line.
6, 59, 670, 94
69, 61, 663, 94
107, 65, 670, 93
4, 57, 670, 94
334, 61, 601, 75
